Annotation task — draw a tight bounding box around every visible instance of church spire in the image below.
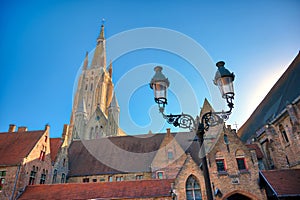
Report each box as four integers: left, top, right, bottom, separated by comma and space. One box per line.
97, 24, 105, 44
91, 24, 107, 69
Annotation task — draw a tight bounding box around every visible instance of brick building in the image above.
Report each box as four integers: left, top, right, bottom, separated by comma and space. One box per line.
18, 121, 265, 199
238, 52, 300, 199
49, 124, 70, 184
3, 25, 299, 199
238, 52, 300, 170
0, 125, 52, 199
38, 99, 264, 199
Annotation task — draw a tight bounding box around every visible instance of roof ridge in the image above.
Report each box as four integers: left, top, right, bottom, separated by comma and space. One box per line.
0, 130, 44, 134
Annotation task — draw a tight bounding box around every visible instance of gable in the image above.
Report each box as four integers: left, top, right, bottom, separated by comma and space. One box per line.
0, 130, 44, 166
50, 138, 63, 164
86, 106, 107, 127
151, 129, 186, 171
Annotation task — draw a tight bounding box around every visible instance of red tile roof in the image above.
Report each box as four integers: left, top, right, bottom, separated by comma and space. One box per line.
0, 130, 45, 166
50, 138, 63, 163
246, 144, 264, 159
18, 179, 174, 199
260, 169, 300, 197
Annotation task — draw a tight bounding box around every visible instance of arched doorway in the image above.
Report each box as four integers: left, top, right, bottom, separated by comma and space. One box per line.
226, 193, 252, 200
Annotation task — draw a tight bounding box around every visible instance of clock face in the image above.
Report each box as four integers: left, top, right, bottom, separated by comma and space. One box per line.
96, 116, 100, 121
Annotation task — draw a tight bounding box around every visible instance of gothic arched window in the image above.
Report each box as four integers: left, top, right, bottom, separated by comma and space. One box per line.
90, 83, 93, 91
279, 124, 289, 143
186, 175, 202, 200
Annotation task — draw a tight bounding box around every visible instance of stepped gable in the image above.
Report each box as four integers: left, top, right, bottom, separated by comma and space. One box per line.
0, 130, 45, 166
238, 52, 300, 142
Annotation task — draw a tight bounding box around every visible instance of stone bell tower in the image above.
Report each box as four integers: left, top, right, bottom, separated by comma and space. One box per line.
68, 24, 122, 141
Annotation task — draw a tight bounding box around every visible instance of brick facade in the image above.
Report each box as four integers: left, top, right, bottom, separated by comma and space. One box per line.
0, 125, 52, 200
207, 126, 265, 200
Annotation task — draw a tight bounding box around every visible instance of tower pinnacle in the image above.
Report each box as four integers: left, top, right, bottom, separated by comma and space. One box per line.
83, 51, 89, 70
109, 60, 113, 77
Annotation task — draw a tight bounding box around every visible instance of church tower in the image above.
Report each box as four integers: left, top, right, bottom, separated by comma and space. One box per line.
69, 25, 122, 141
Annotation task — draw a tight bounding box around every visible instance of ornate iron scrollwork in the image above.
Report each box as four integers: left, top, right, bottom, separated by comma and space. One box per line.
161, 113, 196, 131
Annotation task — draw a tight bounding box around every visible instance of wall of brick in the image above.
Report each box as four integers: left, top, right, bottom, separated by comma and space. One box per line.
0, 165, 19, 199
173, 155, 207, 200
207, 127, 266, 200
68, 172, 152, 183
0, 126, 53, 199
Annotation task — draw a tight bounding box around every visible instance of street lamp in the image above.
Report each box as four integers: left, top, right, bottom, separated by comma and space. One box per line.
150, 61, 235, 200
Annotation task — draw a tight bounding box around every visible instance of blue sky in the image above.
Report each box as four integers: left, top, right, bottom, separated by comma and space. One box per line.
0, 0, 299, 137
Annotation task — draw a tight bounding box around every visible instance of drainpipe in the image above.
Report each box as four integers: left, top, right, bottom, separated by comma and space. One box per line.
11, 164, 21, 200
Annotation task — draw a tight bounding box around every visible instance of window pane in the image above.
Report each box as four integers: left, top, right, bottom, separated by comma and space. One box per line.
194, 181, 200, 189
157, 172, 163, 179
237, 158, 246, 170
195, 190, 202, 200
186, 191, 194, 200
186, 181, 193, 189
224, 134, 229, 144
216, 160, 225, 171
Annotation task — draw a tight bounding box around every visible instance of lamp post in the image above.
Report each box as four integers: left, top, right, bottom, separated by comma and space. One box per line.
150, 62, 235, 200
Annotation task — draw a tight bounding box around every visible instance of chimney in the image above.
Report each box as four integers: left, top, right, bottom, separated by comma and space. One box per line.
166, 128, 171, 136
45, 124, 50, 132
8, 124, 16, 132
18, 126, 28, 132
